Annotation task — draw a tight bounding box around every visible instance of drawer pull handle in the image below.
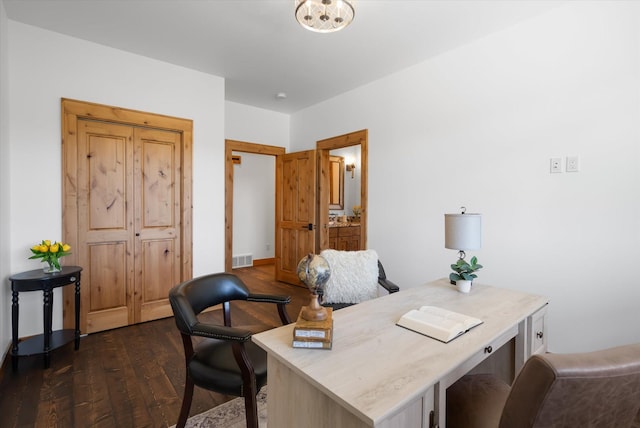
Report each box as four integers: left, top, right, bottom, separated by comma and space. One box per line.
484, 346, 493, 354
537, 331, 544, 339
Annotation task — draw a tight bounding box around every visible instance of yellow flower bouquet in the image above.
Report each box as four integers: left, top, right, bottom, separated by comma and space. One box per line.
29, 240, 72, 273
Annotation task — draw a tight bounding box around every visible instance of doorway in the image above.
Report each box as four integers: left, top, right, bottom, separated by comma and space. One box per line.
224, 140, 285, 273
317, 129, 368, 251
224, 129, 368, 283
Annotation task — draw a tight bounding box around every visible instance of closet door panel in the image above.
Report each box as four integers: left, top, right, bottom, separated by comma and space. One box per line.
134, 128, 182, 323
78, 120, 134, 333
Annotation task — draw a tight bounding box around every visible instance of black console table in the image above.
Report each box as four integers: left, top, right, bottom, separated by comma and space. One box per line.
9, 266, 82, 372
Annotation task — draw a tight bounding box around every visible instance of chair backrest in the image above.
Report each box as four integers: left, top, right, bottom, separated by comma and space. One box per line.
169, 273, 250, 335
500, 343, 640, 428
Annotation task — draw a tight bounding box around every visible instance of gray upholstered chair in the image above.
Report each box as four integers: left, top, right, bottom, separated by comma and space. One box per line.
446, 343, 640, 428
318, 249, 399, 311
169, 273, 291, 428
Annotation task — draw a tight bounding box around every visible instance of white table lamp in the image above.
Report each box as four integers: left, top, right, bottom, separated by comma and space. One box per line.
445, 207, 481, 261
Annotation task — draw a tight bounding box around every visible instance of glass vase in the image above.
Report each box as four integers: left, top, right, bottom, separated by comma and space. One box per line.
43, 261, 61, 273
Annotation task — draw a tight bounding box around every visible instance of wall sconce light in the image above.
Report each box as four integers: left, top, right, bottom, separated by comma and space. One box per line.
346, 163, 356, 179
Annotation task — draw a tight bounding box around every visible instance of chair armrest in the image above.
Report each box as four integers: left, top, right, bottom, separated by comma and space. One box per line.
377, 260, 400, 294
247, 293, 291, 305
247, 293, 292, 325
378, 278, 400, 294
322, 302, 355, 310
191, 321, 252, 342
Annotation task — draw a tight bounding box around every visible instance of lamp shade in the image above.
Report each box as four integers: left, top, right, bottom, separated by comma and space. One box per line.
445, 213, 482, 251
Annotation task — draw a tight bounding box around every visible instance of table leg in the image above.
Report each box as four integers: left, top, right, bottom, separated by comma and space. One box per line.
43, 288, 52, 369
514, 319, 526, 377
74, 278, 81, 350
435, 381, 445, 428
11, 289, 19, 373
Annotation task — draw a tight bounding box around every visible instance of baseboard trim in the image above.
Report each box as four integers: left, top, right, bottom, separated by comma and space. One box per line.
0, 343, 11, 383
253, 258, 275, 266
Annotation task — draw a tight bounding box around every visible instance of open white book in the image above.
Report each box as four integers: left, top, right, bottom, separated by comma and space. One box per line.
396, 306, 483, 343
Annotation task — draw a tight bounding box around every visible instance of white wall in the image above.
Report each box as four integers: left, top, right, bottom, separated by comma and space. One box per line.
0, 1, 11, 363
4, 21, 225, 350
225, 101, 290, 147
232, 152, 276, 261
291, 2, 640, 353
225, 101, 290, 263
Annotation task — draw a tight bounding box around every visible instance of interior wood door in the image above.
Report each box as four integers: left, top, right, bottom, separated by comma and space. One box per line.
275, 150, 316, 286
62, 98, 193, 334
76, 121, 182, 332
134, 127, 182, 323
77, 120, 134, 333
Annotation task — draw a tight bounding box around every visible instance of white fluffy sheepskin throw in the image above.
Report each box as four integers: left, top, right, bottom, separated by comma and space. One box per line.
319, 249, 379, 304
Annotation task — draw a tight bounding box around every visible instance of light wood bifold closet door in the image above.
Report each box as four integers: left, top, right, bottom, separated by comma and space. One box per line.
62, 99, 192, 334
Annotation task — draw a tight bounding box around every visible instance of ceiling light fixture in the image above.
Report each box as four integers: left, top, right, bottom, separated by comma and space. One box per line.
295, 0, 355, 33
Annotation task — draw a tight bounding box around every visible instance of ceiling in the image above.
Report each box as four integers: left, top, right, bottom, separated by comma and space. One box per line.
3, 0, 562, 114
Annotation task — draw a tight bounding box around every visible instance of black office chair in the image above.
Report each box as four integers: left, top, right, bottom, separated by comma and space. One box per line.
169, 273, 291, 428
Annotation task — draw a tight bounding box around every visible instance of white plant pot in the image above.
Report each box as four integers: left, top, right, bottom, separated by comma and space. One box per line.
456, 280, 472, 293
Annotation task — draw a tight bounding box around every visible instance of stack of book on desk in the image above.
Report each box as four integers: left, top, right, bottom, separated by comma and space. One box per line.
292, 307, 333, 350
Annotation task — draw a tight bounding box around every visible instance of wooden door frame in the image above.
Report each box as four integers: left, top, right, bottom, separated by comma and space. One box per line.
317, 129, 368, 251
225, 140, 285, 273
61, 98, 193, 329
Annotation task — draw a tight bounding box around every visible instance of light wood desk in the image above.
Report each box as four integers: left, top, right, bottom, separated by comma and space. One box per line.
253, 279, 548, 428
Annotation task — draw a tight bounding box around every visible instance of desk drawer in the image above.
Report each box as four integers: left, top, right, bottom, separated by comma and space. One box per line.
442, 324, 518, 389
528, 305, 547, 356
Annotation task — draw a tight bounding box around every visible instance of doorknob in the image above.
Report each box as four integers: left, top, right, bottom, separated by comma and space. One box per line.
302, 224, 314, 230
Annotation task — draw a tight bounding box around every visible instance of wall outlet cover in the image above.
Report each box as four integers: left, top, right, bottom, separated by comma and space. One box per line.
566, 156, 580, 172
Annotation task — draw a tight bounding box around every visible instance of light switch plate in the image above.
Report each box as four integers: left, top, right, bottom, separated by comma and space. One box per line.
550, 157, 562, 173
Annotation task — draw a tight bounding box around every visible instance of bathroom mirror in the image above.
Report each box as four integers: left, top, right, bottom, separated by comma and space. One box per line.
329, 155, 344, 210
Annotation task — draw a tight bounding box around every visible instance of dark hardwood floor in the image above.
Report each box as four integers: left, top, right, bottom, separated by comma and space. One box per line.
0, 265, 308, 428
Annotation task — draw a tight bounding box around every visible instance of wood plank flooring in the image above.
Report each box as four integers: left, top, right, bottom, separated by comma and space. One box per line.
0, 265, 308, 428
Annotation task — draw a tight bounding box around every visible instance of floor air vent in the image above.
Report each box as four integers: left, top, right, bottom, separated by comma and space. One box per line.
232, 254, 253, 268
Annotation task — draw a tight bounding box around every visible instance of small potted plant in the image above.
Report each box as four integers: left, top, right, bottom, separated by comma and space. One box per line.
449, 256, 483, 293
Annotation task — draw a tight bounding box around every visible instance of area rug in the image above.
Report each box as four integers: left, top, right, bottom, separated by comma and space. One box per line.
170, 387, 267, 428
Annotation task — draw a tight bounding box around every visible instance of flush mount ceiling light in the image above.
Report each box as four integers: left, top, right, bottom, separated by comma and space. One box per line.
295, 0, 355, 33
